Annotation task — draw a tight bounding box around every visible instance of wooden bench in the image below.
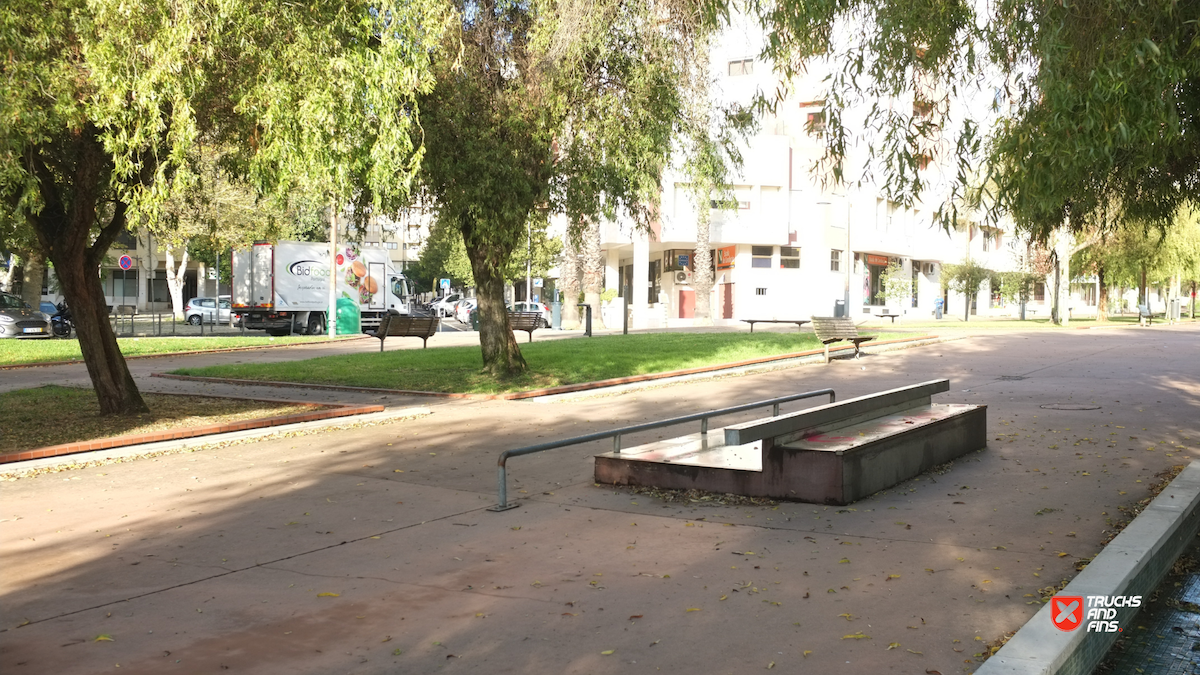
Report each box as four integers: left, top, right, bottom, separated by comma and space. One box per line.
811, 316, 876, 363
509, 312, 542, 342
594, 379, 986, 505
1138, 304, 1158, 326
742, 319, 811, 333
372, 312, 439, 350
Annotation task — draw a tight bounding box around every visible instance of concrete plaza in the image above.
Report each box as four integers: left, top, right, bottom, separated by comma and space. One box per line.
2, 324, 1198, 674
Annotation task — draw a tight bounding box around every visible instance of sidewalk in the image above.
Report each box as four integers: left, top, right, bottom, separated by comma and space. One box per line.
1, 324, 1198, 674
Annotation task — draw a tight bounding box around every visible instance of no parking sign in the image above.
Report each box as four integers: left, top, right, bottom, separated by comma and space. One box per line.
118, 255, 133, 271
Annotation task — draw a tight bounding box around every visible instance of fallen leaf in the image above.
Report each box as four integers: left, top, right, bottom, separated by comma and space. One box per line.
601, 650, 615, 655
392, 648, 403, 656
803, 650, 812, 657
907, 649, 923, 655
94, 635, 114, 642
629, 615, 643, 620
317, 592, 340, 597
842, 632, 870, 640
838, 558, 850, 564
719, 595, 728, 601
686, 608, 701, 612
838, 613, 853, 620
887, 642, 901, 650
767, 662, 775, 669
887, 574, 901, 580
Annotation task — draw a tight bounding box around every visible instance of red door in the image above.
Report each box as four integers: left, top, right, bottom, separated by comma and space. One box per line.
678, 289, 695, 318
721, 283, 734, 319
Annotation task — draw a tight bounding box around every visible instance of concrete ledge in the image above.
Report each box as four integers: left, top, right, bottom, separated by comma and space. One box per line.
976, 461, 1200, 675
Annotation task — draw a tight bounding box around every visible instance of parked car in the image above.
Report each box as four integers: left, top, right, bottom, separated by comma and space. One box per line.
454, 298, 477, 323
430, 293, 462, 317
0, 292, 50, 338
508, 300, 552, 328
184, 295, 232, 325
39, 301, 57, 319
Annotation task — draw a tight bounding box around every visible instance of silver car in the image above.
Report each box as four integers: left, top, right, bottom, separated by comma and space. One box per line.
0, 292, 50, 338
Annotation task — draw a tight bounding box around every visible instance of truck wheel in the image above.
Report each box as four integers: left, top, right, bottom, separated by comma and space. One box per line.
306, 314, 325, 335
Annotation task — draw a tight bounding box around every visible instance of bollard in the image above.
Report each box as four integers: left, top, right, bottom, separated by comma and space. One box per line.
577, 304, 592, 337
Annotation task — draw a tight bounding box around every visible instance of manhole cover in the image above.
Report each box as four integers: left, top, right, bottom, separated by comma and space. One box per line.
1039, 404, 1102, 411
1000, 376, 1026, 381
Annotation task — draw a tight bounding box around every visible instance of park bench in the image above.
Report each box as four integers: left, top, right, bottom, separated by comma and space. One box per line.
509, 312, 543, 342
1138, 304, 1158, 326
877, 311, 901, 323
594, 379, 986, 505
371, 311, 439, 351
811, 316, 877, 363
742, 319, 811, 333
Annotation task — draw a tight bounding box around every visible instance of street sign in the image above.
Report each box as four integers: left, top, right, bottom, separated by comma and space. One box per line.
533, 277, 543, 288
440, 278, 450, 290
118, 255, 133, 271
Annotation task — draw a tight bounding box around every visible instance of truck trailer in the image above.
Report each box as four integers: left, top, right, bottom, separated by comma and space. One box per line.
232, 241, 411, 335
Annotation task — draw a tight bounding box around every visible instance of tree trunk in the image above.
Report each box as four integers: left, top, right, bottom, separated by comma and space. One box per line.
559, 226, 581, 330
1051, 225, 1072, 326
1139, 264, 1148, 307
461, 217, 526, 377
165, 245, 190, 320
26, 128, 148, 415
20, 249, 44, 309
693, 203, 714, 326
581, 217, 605, 329
1097, 266, 1108, 322
1, 253, 18, 293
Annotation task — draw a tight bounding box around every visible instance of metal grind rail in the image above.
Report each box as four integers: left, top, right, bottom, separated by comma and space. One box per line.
488, 388, 836, 511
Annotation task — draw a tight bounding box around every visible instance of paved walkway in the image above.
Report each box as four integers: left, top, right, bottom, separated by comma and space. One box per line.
2, 324, 1198, 674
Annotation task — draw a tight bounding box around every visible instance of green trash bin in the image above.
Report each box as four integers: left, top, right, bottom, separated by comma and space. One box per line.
469, 307, 479, 331
335, 296, 361, 335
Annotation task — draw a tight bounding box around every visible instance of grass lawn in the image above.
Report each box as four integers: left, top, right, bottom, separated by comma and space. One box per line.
0, 335, 355, 366
0, 385, 322, 454
172, 331, 907, 394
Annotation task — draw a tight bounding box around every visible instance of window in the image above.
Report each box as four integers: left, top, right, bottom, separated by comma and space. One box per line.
1034, 282, 1045, 302
756, 288, 767, 296
806, 110, 826, 134
830, 249, 842, 272
752, 246, 773, 268
386, 242, 398, 250
728, 59, 753, 76
780, 247, 800, 269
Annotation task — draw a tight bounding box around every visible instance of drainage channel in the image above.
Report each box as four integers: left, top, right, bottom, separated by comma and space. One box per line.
1098, 534, 1200, 674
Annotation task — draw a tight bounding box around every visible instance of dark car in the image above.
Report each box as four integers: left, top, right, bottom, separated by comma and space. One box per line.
0, 292, 50, 338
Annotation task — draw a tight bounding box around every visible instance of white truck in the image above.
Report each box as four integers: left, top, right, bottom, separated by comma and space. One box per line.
232, 241, 411, 335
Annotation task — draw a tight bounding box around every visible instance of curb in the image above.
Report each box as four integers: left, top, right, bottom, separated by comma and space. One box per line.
0, 402, 385, 465
152, 334, 942, 401
0, 335, 370, 370
976, 461, 1200, 675
0, 406, 432, 474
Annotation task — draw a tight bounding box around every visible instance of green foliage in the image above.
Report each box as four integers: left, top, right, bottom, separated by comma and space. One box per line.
941, 258, 994, 321
755, 0, 1200, 241
878, 261, 912, 307
995, 271, 1041, 305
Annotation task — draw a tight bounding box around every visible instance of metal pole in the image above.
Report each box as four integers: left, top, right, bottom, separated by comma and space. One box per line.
329, 201, 338, 339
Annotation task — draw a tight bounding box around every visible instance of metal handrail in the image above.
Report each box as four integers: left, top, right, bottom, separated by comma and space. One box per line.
488, 388, 835, 511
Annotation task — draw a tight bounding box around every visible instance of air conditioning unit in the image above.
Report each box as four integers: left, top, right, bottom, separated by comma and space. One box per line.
923, 263, 936, 275
673, 270, 690, 285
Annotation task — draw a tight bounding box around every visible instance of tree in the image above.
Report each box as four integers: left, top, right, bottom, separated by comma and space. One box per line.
878, 260, 913, 310
1, 1, 446, 414
754, 0, 1200, 244
558, 228, 581, 329
941, 259, 993, 322
416, 0, 728, 375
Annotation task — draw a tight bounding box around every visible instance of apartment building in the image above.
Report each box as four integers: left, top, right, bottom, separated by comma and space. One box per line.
596, 17, 1070, 328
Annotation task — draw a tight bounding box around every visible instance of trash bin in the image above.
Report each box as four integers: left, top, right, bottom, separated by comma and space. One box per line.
551, 301, 561, 330
934, 297, 944, 320
834, 299, 846, 318
469, 307, 479, 331
335, 296, 360, 335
